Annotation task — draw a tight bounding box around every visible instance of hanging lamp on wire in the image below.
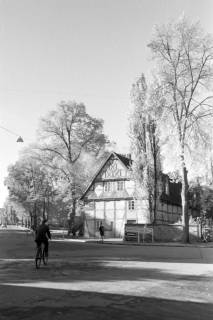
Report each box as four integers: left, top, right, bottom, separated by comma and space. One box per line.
0, 125, 24, 143
16, 136, 24, 142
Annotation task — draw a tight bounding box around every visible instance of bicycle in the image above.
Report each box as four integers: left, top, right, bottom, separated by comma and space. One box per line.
35, 243, 48, 269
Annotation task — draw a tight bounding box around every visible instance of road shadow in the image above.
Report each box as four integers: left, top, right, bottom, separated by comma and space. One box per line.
0, 257, 213, 285
1, 233, 213, 319
0, 286, 213, 320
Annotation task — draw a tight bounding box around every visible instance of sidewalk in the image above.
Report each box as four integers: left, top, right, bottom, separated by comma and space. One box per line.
3, 225, 213, 248
0, 225, 30, 231
52, 237, 213, 248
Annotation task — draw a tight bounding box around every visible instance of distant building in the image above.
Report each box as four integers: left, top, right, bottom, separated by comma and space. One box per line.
80, 152, 184, 239
0, 208, 7, 226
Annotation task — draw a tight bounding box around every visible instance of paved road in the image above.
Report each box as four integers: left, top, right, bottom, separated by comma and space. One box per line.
0, 230, 213, 319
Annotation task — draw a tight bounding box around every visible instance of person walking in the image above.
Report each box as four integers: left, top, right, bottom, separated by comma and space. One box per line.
99, 222, 104, 243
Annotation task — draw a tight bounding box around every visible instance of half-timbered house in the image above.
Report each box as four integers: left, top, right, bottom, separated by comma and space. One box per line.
80, 152, 184, 239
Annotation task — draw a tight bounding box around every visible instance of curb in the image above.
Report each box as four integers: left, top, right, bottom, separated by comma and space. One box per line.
88, 241, 213, 248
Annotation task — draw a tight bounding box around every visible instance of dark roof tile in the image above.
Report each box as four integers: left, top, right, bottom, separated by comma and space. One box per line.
114, 153, 132, 167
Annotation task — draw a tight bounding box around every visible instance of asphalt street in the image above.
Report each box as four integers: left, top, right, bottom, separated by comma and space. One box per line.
0, 229, 213, 320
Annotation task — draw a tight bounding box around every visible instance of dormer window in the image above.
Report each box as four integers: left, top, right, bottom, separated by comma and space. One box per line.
117, 181, 124, 191
104, 182, 111, 192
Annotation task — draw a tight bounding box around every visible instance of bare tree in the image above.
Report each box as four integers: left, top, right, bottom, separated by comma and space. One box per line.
148, 17, 213, 242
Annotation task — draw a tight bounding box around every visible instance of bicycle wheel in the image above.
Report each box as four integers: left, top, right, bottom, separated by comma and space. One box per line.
42, 249, 48, 265
35, 248, 42, 269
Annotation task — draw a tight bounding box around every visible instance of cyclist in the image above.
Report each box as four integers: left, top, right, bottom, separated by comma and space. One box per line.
35, 219, 51, 257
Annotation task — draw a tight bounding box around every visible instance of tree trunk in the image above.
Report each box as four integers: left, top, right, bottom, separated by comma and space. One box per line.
181, 164, 190, 243
43, 198, 46, 220
33, 202, 37, 230
67, 198, 77, 236
153, 134, 157, 225
67, 216, 73, 236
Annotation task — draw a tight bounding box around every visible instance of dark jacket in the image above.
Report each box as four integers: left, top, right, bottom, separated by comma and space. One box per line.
35, 224, 51, 242
99, 225, 104, 236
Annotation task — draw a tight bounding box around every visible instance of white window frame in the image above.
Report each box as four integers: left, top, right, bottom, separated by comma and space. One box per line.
128, 200, 135, 210
165, 181, 169, 195
117, 181, 124, 191
104, 181, 111, 192
127, 219, 136, 224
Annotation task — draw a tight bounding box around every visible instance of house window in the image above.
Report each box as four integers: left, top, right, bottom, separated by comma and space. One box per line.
165, 181, 169, 195
128, 200, 135, 210
104, 182, 111, 192
117, 181, 124, 191
127, 220, 136, 224
158, 182, 163, 195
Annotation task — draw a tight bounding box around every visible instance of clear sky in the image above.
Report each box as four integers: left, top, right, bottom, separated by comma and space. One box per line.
0, 0, 213, 206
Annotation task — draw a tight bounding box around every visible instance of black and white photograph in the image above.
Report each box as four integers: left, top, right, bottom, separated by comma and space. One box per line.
0, 0, 213, 319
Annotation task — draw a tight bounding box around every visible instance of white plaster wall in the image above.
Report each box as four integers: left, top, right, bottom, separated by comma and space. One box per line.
136, 199, 151, 223
126, 210, 137, 221
125, 180, 135, 196
96, 202, 104, 219
84, 204, 95, 220
116, 200, 125, 209
105, 201, 114, 221
115, 200, 126, 237
115, 218, 125, 237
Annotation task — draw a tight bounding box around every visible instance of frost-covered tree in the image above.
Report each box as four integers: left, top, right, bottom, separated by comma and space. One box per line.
37, 101, 108, 234
148, 17, 213, 242
130, 74, 161, 223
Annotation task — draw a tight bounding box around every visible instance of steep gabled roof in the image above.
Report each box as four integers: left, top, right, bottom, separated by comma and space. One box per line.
80, 152, 132, 200
80, 152, 182, 207
114, 152, 132, 168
